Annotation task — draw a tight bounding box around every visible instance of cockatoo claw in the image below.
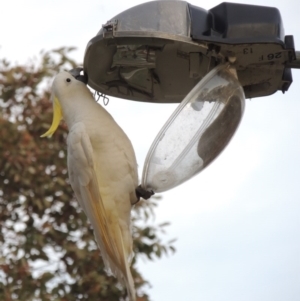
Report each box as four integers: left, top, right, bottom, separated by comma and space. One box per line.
135, 185, 154, 203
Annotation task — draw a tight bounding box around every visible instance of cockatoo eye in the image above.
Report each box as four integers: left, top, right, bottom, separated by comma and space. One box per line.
66, 78, 71, 83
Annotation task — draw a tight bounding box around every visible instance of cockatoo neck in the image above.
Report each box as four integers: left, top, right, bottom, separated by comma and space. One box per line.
59, 87, 100, 128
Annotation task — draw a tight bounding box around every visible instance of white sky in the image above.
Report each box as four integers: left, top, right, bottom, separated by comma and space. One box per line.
1, 0, 300, 300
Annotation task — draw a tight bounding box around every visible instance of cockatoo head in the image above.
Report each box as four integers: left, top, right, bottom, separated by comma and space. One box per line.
41, 68, 88, 138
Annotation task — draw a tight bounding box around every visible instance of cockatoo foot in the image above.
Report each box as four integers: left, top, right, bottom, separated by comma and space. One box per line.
135, 185, 154, 203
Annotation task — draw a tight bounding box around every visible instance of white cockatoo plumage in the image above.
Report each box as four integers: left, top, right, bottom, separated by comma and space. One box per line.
41, 71, 138, 301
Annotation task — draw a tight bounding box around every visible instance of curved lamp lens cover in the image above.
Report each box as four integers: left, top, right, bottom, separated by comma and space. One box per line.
142, 63, 245, 193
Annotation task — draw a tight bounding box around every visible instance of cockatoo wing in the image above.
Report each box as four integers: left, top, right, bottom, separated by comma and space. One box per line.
67, 122, 135, 301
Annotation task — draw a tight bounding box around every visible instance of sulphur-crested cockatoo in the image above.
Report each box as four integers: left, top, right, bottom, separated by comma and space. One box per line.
41, 70, 139, 301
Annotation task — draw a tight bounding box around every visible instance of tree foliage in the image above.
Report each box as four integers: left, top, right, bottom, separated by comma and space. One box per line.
0, 48, 175, 301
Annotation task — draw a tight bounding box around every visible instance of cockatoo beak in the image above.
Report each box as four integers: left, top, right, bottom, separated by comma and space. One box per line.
40, 96, 63, 137
69, 67, 88, 84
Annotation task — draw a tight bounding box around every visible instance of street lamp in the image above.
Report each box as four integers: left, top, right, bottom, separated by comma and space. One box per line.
80, 1, 300, 193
